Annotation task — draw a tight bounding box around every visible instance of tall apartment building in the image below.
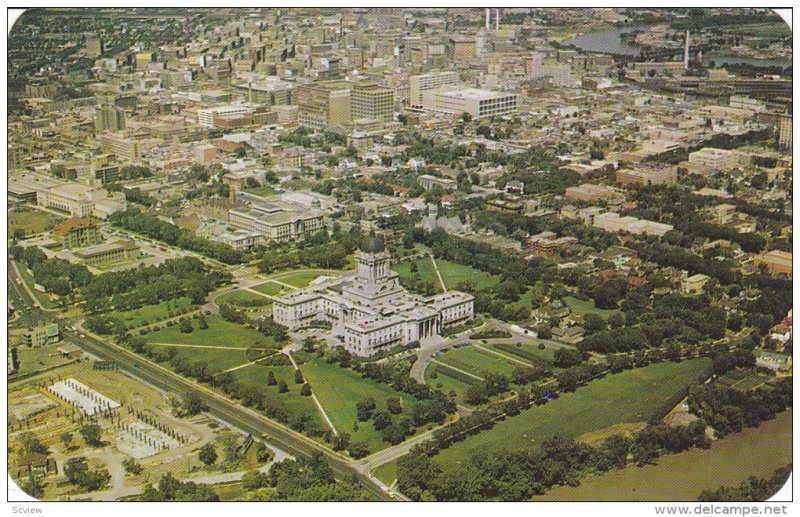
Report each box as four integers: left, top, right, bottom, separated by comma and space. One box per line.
421, 87, 517, 119
779, 109, 792, 149
351, 84, 394, 122
294, 82, 351, 129
95, 103, 126, 132
99, 133, 142, 162
409, 71, 459, 109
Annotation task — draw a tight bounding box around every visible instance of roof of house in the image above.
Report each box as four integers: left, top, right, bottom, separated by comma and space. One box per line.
53, 216, 97, 235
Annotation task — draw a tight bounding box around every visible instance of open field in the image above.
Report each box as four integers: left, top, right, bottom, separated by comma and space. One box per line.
299, 359, 419, 451
277, 271, 325, 288
9, 209, 62, 235
425, 364, 474, 405
564, 296, 621, 319
216, 289, 272, 307
485, 342, 556, 367
535, 410, 792, 501
162, 346, 253, 371
232, 364, 326, 431
434, 358, 714, 470
251, 281, 288, 296
144, 315, 275, 349
395, 257, 499, 293
436, 345, 520, 378
110, 297, 195, 329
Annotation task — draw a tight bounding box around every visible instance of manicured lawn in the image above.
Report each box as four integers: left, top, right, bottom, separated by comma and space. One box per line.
564, 296, 621, 320
434, 358, 714, 470
395, 257, 499, 293
216, 289, 272, 307
232, 364, 326, 432
278, 271, 323, 288
160, 346, 252, 371
395, 257, 443, 294
299, 359, 419, 452
436, 259, 499, 291
484, 342, 556, 367
425, 363, 474, 405
252, 281, 288, 296
373, 460, 399, 486
144, 315, 275, 349
110, 297, 194, 329
436, 346, 520, 378
9, 209, 61, 235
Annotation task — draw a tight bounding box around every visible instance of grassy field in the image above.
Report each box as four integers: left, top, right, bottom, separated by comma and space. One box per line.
395, 257, 499, 293
277, 271, 325, 288
564, 296, 621, 319
232, 363, 326, 431
144, 315, 274, 349
484, 342, 556, 367
109, 297, 195, 329
425, 363, 474, 405
251, 281, 286, 296
720, 22, 792, 37
156, 345, 252, 371
9, 209, 62, 235
535, 410, 792, 501
216, 289, 272, 307
299, 359, 419, 452
434, 358, 714, 470
436, 346, 520, 378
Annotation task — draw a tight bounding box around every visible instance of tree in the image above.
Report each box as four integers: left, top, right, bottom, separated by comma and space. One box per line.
64, 458, 110, 491
267, 370, 277, 386
20, 473, 45, 499
348, 441, 370, 459
198, 443, 218, 465
332, 432, 351, 451
300, 383, 312, 396
278, 380, 289, 393
553, 348, 583, 369
179, 392, 207, 417
302, 337, 316, 352
294, 369, 305, 384
19, 433, 48, 456
465, 384, 489, 405
122, 458, 143, 475
387, 396, 403, 415
356, 397, 377, 421
197, 316, 209, 330
252, 441, 274, 463
242, 470, 270, 489
373, 410, 392, 430
60, 432, 73, 450
180, 319, 194, 333
608, 313, 625, 329
583, 313, 607, 334
80, 424, 103, 447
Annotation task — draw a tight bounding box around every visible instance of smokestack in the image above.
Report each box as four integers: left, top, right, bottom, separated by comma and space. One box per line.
683, 30, 690, 70
485, 8, 491, 31
495, 8, 500, 30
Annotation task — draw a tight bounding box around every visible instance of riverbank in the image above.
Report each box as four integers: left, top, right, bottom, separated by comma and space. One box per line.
533, 410, 792, 501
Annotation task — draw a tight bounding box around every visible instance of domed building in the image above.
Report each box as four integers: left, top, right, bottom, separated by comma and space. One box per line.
272, 232, 474, 356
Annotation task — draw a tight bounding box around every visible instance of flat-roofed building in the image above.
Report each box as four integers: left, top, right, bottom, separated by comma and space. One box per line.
351, 83, 394, 122
422, 87, 517, 119
98, 133, 142, 162
565, 183, 623, 203
73, 239, 140, 266
688, 148, 743, 173
616, 167, 677, 187
409, 71, 459, 109
197, 104, 252, 128
24, 323, 60, 348
228, 201, 324, 242
593, 212, 673, 237
294, 81, 351, 129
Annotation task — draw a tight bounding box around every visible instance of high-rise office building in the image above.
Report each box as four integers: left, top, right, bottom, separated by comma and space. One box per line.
409, 71, 459, 110
351, 83, 394, 122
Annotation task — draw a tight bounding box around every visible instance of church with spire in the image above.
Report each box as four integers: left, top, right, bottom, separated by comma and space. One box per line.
272, 232, 474, 356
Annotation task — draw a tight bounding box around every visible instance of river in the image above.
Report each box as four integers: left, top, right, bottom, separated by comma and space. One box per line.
533, 410, 792, 501
564, 24, 791, 69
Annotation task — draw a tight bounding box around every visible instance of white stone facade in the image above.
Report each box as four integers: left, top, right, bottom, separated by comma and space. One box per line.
272, 248, 474, 356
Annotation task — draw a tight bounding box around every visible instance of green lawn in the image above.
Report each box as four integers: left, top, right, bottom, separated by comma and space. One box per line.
395, 258, 499, 294
436, 346, 520, 378
277, 271, 323, 288
162, 346, 252, 371
485, 342, 556, 367
252, 281, 288, 296
216, 289, 272, 307
110, 297, 195, 329
434, 358, 714, 470
299, 359, 419, 452
564, 296, 621, 320
425, 364, 475, 405
9, 209, 61, 235
144, 315, 275, 349
232, 364, 326, 432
